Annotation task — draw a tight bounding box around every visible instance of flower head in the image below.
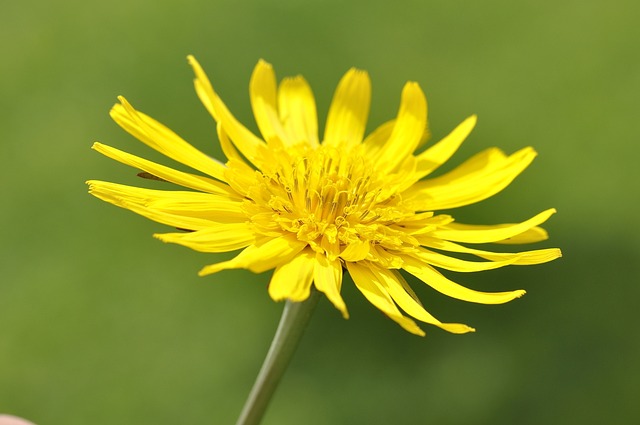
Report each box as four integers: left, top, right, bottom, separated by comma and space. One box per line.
87, 56, 561, 336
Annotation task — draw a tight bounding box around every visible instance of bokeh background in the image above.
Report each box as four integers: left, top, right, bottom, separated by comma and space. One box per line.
2, 0, 638, 424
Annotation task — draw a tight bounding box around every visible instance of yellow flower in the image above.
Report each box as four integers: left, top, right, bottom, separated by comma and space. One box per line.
87, 56, 561, 336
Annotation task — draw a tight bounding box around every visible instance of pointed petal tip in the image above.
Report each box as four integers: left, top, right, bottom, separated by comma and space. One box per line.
198, 262, 228, 276
322, 291, 350, 320
186, 55, 200, 68
85, 180, 105, 193
267, 291, 286, 302
152, 233, 168, 243
347, 67, 368, 75
403, 80, 422, 91
85, 179, 100, 187
198, 266, 215, 277
108, 103, 121, 117
199, 257, 241, 276
187, 56, 208, 80
401, 80, 426, 98
256, 58, 273, 69
282, 74, 304, 84
342, 68, 371, 86
412, 326, 427, 337
251, 60, 275, 85
467, 114, 478, 126
112, 96, 134, 116
438, 322, 476, 334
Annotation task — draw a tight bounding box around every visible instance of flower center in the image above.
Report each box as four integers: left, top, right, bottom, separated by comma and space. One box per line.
227, 143, 415, 258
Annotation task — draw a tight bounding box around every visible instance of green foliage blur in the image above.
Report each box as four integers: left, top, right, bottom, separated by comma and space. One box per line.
1, 0, 638, 423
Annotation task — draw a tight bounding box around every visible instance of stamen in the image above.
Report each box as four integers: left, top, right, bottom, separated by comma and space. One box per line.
238, 143, 414, 256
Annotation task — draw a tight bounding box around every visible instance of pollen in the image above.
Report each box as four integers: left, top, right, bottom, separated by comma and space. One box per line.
227, 143, 411, 260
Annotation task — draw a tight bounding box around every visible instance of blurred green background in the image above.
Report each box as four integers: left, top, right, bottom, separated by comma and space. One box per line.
1, 0, 638, 423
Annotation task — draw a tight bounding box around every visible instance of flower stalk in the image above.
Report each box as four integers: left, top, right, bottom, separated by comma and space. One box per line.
236, 288, 321, 425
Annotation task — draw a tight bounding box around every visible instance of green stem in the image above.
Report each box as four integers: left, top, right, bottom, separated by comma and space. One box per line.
235, 289, 321, 425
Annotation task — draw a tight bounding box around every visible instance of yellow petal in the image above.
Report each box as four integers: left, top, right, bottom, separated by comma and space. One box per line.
431, 209, 557, 244
313, 253, 348, 318
395, 269, 423, 304
216, 123, 246, 165
92, 142, 233, 195
393, 212, 453, 235
186, 54, 219, 121
407, 147, 537, 211
187, 55, 266, 164
250, 60, 291, 145
346, 262, 425, 336
362, 119, 395, 158
269, 249, 315, 302
373, 267, 475, 334
210, 96, 266, 166
435, 147, 531, 187
155, 223, 255, 253
493, 226, 550, 244
413, 115, 477, 179
402, 255, 525, 304
339, 239, 370, 262
278, 76, 319, 147
418, 236, 562, 265
323, 68, 371, 148
88, 180, 242, 218
370, 245, 404, 268
412, 248, 520, 272
405, 148, 506, 206
87, 180, 240, 230
199, 236, 307, 276
374, 82, 428, 173
415, 120, 432, 149
110, 98, 228, 181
